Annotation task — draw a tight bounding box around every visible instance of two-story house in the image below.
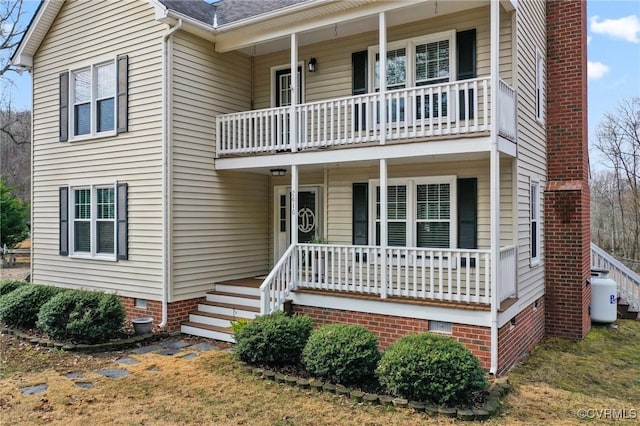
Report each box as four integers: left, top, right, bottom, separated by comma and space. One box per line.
12, 0, 591, 375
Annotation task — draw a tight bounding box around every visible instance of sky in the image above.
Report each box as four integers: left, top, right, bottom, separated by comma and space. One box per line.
3, 0, 640, 170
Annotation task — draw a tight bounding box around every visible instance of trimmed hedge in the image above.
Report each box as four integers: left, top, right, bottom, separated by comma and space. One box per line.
302, 324, 380, 385
0, 279, 27, 297
37, 289, 126, 344
234, 312, 313, 367
0, 284, 61, 328
377, 333, 487, 405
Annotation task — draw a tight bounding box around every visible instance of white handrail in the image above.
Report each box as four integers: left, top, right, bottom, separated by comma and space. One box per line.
591, 243, 640, 312
259, 243, 297, 314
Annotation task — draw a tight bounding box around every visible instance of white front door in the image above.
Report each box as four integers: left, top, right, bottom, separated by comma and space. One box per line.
274, 186, 321, 262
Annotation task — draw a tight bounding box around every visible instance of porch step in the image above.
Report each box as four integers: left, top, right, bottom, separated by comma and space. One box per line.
618, 297, 640, 320
215, 282, 261, 297
206, 290, 261, 308
189, 311, 241, 328
181, 321, 235, 343
198, 300, 260, 318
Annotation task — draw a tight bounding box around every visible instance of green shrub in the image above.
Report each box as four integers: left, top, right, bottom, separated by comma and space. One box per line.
230, 317, 251, 339
0, 279, 28, 296
37, 289, 125, 344
302, 324, 380, 385
0, 284, 61, 328
377, 333, 487, 405
234, 311, 313, 366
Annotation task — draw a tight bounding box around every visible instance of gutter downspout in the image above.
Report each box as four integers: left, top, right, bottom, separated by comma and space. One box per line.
159, 18, 182, 328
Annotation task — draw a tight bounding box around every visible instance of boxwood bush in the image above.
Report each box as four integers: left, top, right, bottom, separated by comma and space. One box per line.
302, 324, 380, 385
234, 311, 313, 367
0, 279, 27, 296
377, 333, 487, 405
0, 284, 61, 328
37, 289, 125, 344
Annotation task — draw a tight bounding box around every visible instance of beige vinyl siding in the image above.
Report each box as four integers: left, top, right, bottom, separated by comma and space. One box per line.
170, 31, 270, 301
514, 0, 546, 302
267, 160, 513, 256
253, 6, 512, 109
31, 0, 166, 299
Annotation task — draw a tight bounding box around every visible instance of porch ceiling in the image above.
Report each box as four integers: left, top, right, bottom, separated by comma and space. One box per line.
215, 0, 491, 55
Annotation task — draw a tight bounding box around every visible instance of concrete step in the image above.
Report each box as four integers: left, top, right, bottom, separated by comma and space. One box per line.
197, 300, 260, 318
181, 321, 235, 343
206, 291, 260, 308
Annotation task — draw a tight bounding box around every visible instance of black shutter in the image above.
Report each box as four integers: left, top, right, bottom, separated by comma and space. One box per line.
352, 50, 368, 131
352, 183, 368, 246
457, 178, 477, 249
457, 29, 476, 120
59, 187, 69, 255
59, 72, 69, 142
117, 183, 128, 260
116, 55, 129, 133
457, 29, 476, 80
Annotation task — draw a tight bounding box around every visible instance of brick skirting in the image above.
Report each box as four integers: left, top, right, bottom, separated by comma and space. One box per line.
498, 297, 546, 374
120, 296, 204, 332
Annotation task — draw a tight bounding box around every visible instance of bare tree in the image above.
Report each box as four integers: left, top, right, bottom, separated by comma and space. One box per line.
591, 98, 640, 263
0, 0, 30, 201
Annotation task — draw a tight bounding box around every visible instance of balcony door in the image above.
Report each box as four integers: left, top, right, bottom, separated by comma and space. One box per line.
274, 186, 322, 262
273, 66, 303, 107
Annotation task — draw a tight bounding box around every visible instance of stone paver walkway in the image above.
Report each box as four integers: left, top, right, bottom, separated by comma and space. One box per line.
20, 339, 221, 396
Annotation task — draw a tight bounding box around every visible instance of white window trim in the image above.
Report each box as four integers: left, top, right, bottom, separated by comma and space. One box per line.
270, 61, 305, 108
367, 30, 457, 92
368, 175, 457, 248
535, 48, 545, 125
69, 58, 118, 141
530, 179, 541, 266
69, 183, 118, 261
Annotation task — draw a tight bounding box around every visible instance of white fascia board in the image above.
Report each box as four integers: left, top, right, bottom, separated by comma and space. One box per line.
158, 10, 215, 41
290, 291, 492, 327
498, 137, 517, 157
214, 1, 422, 53
11, 0, 63, 68
215, 137, 491, 170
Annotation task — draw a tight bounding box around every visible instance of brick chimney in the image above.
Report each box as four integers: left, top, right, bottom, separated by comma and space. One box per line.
544, 0, 591, 339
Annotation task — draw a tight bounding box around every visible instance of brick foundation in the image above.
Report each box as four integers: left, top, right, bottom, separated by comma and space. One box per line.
544, 0, 591, 340
293, 305, 492, 370
498, 296, 546, 374
120, 296, 204, 332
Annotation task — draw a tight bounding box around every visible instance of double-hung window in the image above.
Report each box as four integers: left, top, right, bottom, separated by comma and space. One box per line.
60, 55, 128, 142
371, 176, 456, 248
71, 185, 116, 258
71, 61, 116, 137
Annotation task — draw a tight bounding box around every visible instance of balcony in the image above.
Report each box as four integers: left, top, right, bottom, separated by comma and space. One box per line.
216, 78, 516, 158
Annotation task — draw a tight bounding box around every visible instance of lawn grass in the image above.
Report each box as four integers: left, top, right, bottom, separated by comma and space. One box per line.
1, 320, 638, 425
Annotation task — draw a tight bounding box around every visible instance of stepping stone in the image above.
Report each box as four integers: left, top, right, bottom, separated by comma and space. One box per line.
189, 343, 216, 351
75, 381, 94, 389
21, 384, 48, 395
116, 357, 139, 365
130, 344, 163, 354
65, 372, 84, 379
180, 353, 198, 361
157, 348, 181, 356
97, 368, 130, 379
160, 340, 191, 349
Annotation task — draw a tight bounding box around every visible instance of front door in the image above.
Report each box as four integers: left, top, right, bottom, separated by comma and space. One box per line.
274, 186, 321, 262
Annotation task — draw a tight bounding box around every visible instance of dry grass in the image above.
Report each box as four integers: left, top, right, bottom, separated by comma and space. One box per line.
1, 320, 638, 425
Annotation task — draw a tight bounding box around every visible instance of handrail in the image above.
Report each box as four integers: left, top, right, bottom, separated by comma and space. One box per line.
259, 243, 297, 314
591, 243, 640, 311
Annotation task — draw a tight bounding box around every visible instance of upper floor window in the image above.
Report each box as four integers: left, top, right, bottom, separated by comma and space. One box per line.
59, 55, 128, 142
72, 62, 116, 137
535, 49, 545, 124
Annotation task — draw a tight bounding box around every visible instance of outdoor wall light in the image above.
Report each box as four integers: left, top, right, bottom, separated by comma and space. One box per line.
308, 57, 317, 73
270, 168, 286, 177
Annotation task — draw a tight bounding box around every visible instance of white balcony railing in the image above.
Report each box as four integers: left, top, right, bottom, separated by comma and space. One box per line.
216, 77, 515, 157
499, 245, 517, 301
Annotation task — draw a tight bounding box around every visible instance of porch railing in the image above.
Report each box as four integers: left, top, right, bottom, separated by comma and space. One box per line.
217, 77, 507, 156
259, 243, 296, 314
498, 245, 517, 301
591, 243, 640, 312
497, 79, 517, 142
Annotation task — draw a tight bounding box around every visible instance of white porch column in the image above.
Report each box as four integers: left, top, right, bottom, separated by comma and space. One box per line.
290, 33, 298, 153
291, 164, 299, 282
489, 0, 500, 375
379, 12, 388, 299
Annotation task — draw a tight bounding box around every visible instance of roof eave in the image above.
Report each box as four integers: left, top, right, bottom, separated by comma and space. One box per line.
215, 0, 331, 32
